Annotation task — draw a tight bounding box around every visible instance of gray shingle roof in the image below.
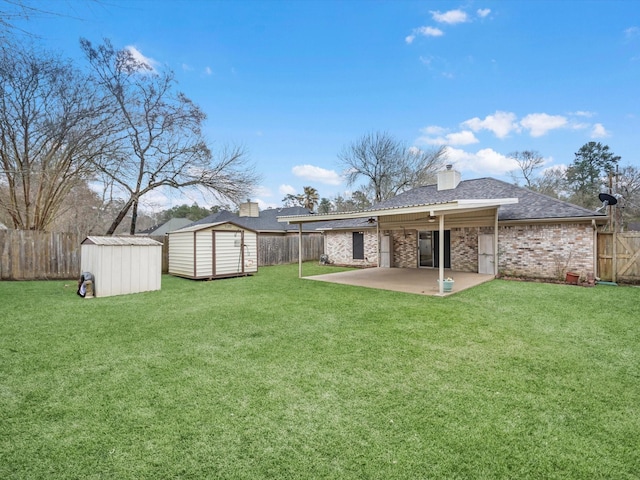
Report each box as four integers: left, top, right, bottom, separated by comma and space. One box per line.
186, 206, 327, 232
138, 217, 192, 235
369, 177, 604, 221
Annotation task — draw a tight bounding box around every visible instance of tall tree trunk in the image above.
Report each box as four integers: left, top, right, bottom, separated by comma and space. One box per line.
105, 198, 134, 235
129, 199, 138, 235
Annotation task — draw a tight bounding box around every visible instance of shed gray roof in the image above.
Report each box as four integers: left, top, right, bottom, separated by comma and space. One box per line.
370, 177, 603, 221
82, 236, 162, 246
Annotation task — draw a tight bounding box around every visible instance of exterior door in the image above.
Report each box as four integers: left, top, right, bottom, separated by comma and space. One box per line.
418, 231, 433, 267
380, 235, 391, 267
478, 233, 494, 274
419, 230, 450, 268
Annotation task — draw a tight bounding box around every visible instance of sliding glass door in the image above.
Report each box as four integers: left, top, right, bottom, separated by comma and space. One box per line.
418, 230, 451, 268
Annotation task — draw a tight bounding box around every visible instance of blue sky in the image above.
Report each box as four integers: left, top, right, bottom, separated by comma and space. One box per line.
15, 0, 640, 211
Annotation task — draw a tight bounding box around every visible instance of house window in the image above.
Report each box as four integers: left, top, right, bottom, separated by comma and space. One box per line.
353, 232, 364, 260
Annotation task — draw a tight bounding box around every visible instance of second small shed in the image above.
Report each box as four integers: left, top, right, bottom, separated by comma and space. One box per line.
81, 236, 162, 297
168, 221, 258, 280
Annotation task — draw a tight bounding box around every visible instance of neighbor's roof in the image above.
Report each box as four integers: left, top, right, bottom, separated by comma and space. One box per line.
186, 206, 327, 233
137, 218, 192, 236
82, 236, 162, 246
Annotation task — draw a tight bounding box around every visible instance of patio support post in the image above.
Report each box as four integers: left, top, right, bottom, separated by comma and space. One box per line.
298, 223, 303, 278
438, 214, 444, 295
376, 219, 380, 267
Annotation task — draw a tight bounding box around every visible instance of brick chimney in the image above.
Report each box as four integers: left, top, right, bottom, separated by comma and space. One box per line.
239, 201, 259, 217
437, 165, 461, 191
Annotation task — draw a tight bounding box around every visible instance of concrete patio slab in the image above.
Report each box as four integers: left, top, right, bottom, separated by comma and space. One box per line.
304, 267, 495, 296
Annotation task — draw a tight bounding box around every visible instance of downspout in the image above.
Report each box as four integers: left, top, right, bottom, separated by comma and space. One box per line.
592, 219, 598, 277
438, 215, 444, 295
494, 208, 499, 276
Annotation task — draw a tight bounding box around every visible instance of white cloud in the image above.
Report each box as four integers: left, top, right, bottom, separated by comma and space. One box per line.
418, 129, 479, 146
572, 110, 595, 118
590, 123, 610, 138
462, 111, 520, 139
520, 113, 568, 137
477, 8, 491, 18
255, 198, 280, 210
421, 125, 447, 136
624, 26, 640, 40
407, 26, 444, 43
251, 185, 272, 198
279, 184, 297, 196
418, 26, 444, 37
182, 63, 193, 71
124, 46, 158, 72
446, 131, 479, 145
444, 147, 518, 175
431, 9, 468, 24
291, 164, 343, 185
204, 66, 213, 75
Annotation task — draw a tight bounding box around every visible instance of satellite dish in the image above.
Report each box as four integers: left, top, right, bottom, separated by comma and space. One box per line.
598, 193, 618, 206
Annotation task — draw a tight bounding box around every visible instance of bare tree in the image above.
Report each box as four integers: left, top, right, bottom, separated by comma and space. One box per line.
507, 150, 544, 187
0, 43, 116, 230
617, 165, 640, 228
80, 38, 259, 234
529, 166, 569, 200
338, 132, 446, 203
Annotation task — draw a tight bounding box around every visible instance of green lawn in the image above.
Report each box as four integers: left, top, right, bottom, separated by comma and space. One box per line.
1, 263, 639, 479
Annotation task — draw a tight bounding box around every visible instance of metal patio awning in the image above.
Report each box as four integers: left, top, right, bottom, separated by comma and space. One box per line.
277, 197, 518, 295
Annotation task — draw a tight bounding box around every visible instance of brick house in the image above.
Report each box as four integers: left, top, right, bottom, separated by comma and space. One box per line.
278, 167, 607, 282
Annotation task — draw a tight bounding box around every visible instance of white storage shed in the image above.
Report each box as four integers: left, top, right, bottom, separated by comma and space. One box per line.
80, 236, 162, 297
168, 221, 258, 280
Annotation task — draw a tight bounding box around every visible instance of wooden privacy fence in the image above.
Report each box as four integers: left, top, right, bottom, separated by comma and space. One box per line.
597, 232, 640, 283
0, 230, 323, 280
258, 234, 324, 266
0, 230, 81, 280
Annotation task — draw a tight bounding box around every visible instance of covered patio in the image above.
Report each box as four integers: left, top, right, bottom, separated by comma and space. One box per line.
304, 267, 495, 296
278, 197, 517, 295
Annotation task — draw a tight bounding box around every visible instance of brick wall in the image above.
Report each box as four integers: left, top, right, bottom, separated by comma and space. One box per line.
324, 230, 378, 266
451, 228, 478, 271
440, 223, 595, 280
391, 230, 417, 268
497, 223, 594, 280
325, 223, 595, 280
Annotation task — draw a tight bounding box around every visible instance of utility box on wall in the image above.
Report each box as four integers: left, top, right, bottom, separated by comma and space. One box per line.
168, 221, 258, 280
80, 236, 162, 298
